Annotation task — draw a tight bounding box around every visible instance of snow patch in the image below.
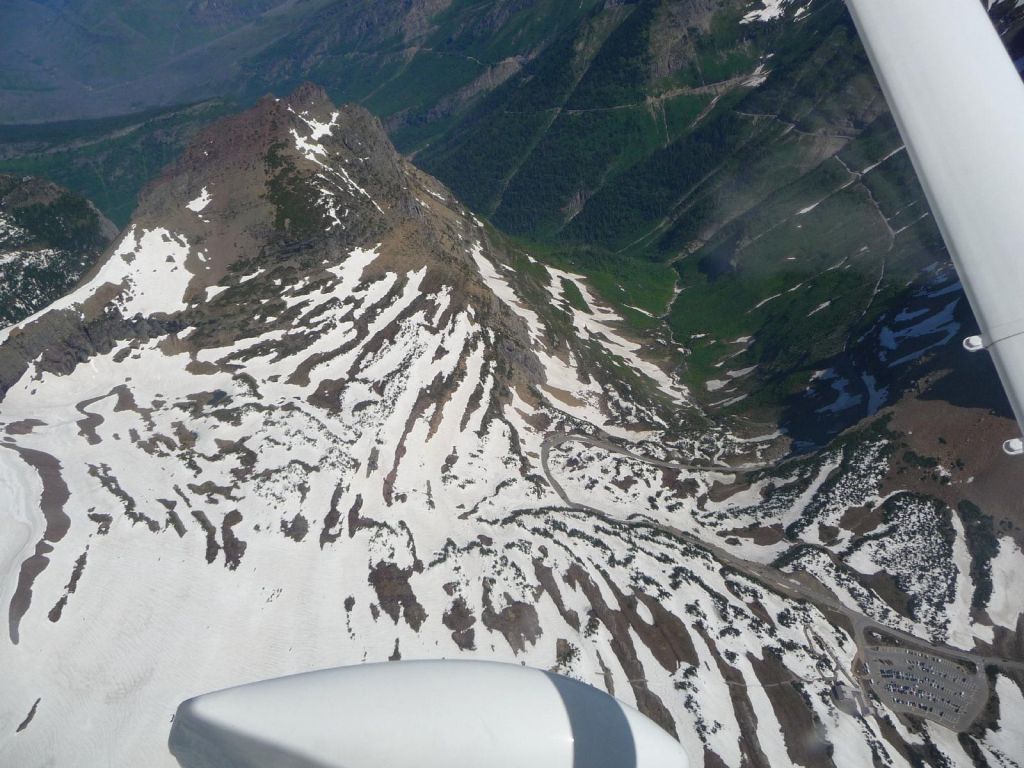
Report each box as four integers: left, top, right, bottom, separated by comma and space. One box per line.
204, 285, 229, 302
186, 187, 212, 213
987, 538, 1024, 630
742, 0, 788, 23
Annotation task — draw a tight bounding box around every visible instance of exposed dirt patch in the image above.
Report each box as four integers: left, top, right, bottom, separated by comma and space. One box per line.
481, 577, 541, 655
978, 615, 1024, 662
191, 511, 219, 564
4, 444, 71, 644
9, 541, 52, 644
87, 512, 112, 535
599, 568, 701, 674
860, 570, 912, 616
319, 485, 346, 547
280, 513, 308, 542
5, 419, 45, 435
157, 500, 187, 537
8, 445, 70, 540
719, 523, 785, 546
221, 510, 247, 570
187, 480, 240, 504
442, 596, 476, 650
368, 561, 426, 631
347, 495, 377, 538
75, 393, 112, 445
47, 547, 88, 623
15, 698, 41, 733
838, 504, 885, 536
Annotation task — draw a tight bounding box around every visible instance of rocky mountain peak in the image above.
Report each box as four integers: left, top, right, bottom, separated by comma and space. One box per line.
0, 76, 689, 441
138, 84, 407, 249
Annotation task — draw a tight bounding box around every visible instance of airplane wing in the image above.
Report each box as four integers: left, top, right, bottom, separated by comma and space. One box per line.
844, 0, 1024, 455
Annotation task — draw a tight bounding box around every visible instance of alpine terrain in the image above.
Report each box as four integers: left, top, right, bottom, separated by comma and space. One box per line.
2, 0, 1022, 438
1, 81, 1023, 767
0, 174, 116, 326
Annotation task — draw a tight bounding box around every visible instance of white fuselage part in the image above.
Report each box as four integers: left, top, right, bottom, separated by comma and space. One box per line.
845, 0, 1024, 445
169, 660, 689, 768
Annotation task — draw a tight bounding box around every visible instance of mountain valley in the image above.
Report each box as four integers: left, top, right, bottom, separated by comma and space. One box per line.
0, 82, 1022, 767
1, 2, 1024, 767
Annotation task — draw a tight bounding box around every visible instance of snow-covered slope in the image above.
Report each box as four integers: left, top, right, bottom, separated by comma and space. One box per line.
0, 85, 1021, 767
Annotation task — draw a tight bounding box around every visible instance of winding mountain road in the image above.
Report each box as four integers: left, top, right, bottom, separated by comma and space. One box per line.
540, 432, 1024, 729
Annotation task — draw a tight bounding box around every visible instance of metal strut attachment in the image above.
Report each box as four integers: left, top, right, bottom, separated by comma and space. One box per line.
962, 335, 985, 353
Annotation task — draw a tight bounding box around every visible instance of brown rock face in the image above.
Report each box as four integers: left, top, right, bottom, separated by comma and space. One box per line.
369, 561, 427, 631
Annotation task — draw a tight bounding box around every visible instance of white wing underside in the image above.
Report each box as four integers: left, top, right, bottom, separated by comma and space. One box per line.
845, 0, 1024, 453
168, 660, 689, 768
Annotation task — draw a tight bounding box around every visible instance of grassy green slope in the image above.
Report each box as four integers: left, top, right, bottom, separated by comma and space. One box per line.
419, 0, 954, 419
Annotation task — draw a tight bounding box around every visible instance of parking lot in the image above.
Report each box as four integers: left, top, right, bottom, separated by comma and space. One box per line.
862, 646, 986, 730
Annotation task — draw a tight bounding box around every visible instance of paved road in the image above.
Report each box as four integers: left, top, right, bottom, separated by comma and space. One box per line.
540, 432, 1024, 729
